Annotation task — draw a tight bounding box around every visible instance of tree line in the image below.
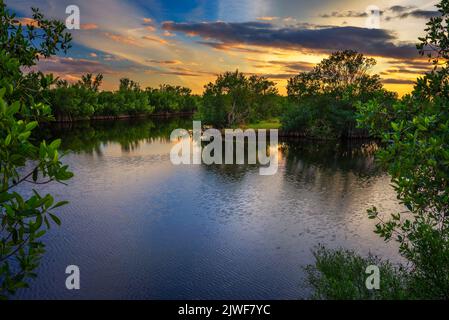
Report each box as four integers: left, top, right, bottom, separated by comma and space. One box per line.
38, 75, 200, 121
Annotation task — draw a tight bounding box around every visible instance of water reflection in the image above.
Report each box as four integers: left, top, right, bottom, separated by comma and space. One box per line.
40, 117, 192, 154
18, 117, 402, 299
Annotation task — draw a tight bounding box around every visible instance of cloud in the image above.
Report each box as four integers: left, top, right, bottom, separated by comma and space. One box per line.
266, 60, 315, 72
30, 56, 114, 75
163, 30, 176, 37
381, 68, 425, 75
142, 35, 169, 45
63, 74, 82, 83
81, 23, 99, 30
142, 17, 157, 32
260, 73, 296, 79
320, 11, 370, 18
384, 5, 440, 20
381, 78, 415, 84
145, 66, 216, 77
162, 21, 419, 59
15, 17, 39, 27
104, 32, 144, 47
257, 16, 279, 21
197, 41, 267, 53
387, 59, 432, 70
322, 6, 439, 21
389, 5, 413, 13
381, 59, 433, 77
104, 54, 124, 61
145, 26, 157, 32
397, 10, 440, 19
147, 59, 182, 65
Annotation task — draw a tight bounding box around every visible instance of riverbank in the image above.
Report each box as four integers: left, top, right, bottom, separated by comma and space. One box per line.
53, 111, 195, 122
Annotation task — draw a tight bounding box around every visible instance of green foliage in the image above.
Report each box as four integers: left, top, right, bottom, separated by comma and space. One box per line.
198, 70, 280, 128
305, 246, 410, 300
283, 51, 396, 138
1, 1, 72, 299
46, 77, 200, 120
0, 87, 73, 299
0, 1, 72, 67
310, 0, 449, 300
0, 0, 71, 105
287, 50, 384, 101
147, 84, 199, 114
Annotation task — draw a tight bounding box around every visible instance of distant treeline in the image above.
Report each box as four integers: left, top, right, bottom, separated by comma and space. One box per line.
41, 75, 200, 121
35, 50, 398, 139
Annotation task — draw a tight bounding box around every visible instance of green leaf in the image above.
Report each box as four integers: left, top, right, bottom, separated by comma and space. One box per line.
25, 121, 38, 131
18, 131, 31, 141
49, 139, 61, 150
7, 101, 21, 116
48, 213, 61, 226
32, 168, 38, 182
50, 200, 69, 210
39, 142, 47, 158
4, 134, 12, 146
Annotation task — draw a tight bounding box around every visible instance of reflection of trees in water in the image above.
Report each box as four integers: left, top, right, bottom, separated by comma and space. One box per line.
199, 138, 382, 182
39, 119, 383, 186
280, 139, 385, 208
281, 139, 381, 178
198, 138, 277, 181
38, 117, 193, 155
200, 162, 258, 182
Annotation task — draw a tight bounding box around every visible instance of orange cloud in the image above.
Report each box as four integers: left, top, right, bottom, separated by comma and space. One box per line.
147, 59, 182, 65
15, 17, 39, 27
81, 23, 99, 30
257, 16, 279, 21
63, 74, 82, 83
163, 31, 176, 37
105, 33, 144, 47
142, 35, 169, 45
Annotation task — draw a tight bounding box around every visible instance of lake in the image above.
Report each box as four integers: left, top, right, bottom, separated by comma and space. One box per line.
16, 117, 404, 299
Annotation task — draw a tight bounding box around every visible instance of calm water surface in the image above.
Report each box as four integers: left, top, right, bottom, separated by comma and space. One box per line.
16, 117, 404, 299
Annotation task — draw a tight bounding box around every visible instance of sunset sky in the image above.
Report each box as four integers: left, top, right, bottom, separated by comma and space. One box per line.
8, 0, 439, 95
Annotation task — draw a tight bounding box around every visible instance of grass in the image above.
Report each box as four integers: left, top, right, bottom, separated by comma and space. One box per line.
241, 117, 281, 130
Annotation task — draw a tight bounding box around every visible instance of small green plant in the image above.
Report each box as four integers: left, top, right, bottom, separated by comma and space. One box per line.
305, 246, 410, 300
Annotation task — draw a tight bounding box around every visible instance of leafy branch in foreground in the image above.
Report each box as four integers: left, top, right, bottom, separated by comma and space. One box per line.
1, 1, 73, 299
0, 85, 73, 299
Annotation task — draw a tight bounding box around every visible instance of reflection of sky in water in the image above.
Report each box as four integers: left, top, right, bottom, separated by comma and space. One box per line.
16, 119, 404, 299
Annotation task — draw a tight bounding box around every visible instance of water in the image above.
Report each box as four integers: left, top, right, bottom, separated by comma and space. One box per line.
16, 117, 404, 299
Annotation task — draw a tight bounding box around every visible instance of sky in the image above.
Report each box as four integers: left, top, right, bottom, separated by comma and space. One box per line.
7, 0, 440, 95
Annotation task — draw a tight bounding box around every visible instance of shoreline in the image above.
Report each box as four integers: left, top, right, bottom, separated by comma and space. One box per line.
52, 111, 195, 123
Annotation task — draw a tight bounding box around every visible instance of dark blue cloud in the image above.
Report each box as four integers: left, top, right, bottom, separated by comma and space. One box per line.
162, 21, 419, 59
